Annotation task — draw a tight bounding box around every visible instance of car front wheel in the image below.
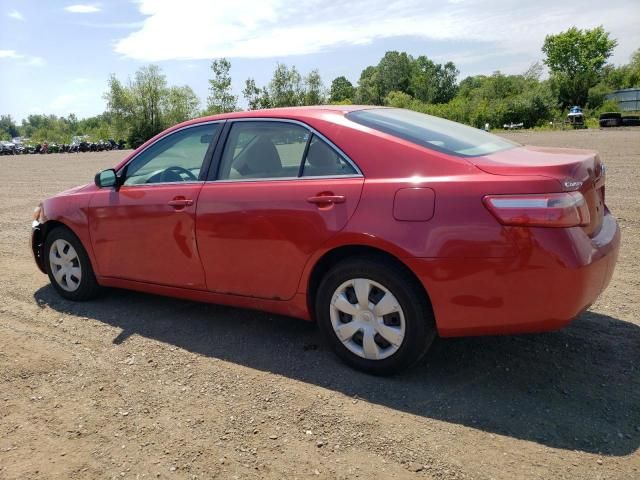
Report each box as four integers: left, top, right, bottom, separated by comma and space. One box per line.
316, 256, 436, 375
44, 227, 100, 301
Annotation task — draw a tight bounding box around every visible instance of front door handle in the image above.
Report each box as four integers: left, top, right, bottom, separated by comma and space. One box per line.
307, 195, 346, 205
168, 198, 194, 208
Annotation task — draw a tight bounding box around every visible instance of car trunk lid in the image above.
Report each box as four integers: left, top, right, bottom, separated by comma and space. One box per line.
470, 145, 606, 236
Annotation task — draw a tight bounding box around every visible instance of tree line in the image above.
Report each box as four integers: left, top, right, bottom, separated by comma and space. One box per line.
1, 26, 638, 146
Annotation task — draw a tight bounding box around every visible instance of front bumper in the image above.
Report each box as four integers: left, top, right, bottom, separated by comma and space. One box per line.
31, 221, 47, 273
406, 212, 621, 337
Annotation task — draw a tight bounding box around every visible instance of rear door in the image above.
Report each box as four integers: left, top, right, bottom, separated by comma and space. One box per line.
196, 120, 364, 300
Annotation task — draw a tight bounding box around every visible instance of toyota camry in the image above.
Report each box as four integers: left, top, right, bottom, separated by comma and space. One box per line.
31, 106, 620, 374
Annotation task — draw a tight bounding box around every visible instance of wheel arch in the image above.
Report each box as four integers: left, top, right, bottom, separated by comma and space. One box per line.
34, 220, 95, 274
305, 244, 434, 323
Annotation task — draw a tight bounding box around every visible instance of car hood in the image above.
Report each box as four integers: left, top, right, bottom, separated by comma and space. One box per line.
56, 182, 96, 196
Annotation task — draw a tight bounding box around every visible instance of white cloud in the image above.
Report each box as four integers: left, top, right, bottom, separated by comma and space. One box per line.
114, 0, 640, 68
0, 49, 45, 66
0, 49, 22, 59
8, 9, 24, 21
64, 4, 101, 14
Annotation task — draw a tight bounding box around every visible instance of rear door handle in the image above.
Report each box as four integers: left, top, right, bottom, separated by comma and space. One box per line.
168, 198, 194, 207
307, 195, 346, 205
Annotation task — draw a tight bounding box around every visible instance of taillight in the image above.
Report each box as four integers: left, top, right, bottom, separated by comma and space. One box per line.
483, 192, 590, 228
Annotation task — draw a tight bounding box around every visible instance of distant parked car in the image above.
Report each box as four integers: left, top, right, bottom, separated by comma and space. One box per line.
31, 106, 620, 374
0, 140, 16, 155
503, 122, 524, 130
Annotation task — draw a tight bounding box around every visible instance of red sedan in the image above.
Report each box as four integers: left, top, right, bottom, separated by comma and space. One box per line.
32, 107, 620, 374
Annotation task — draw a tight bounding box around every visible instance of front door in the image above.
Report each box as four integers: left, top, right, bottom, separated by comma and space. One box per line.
196, 120, 364, 300
89, 122, 221, 289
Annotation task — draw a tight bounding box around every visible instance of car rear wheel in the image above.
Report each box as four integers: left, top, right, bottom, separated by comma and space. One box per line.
44, 227, 100, 301
316, 256, 436, 375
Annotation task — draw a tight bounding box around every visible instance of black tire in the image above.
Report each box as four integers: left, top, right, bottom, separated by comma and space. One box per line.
599, 112, 622, 120
599, 112, 622, 128
44, 226, 100, 301
315, 256, 436, 375
622, 117, 640, 127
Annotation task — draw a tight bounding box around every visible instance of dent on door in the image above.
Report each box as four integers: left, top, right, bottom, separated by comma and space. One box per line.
89, 184, 207, 289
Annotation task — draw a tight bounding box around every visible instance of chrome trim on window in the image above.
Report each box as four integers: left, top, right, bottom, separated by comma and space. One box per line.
121, 181, 205, 188
209, 174, 364, 184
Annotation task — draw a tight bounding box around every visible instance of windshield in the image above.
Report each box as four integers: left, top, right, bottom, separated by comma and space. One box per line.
346, 108, 519, 157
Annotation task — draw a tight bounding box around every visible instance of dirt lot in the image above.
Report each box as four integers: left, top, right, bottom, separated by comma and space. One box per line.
1, 129, 639, 480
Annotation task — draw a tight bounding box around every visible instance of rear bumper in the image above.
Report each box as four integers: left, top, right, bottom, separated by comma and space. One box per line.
406, 212, 621, 337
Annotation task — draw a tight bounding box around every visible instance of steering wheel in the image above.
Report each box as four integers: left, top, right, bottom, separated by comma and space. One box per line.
160, 165, 198, 182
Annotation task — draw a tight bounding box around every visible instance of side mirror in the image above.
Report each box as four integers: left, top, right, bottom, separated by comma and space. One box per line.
95, 169, 118, 188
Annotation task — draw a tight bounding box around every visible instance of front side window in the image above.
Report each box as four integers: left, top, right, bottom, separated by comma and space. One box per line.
346, 108, 518, 157
123, 123, 219, 185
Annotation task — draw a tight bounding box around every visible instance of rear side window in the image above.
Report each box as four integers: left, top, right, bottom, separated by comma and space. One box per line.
346, 108, 518, 157
217, 121, 359, 180
302, 136, 357, 177
218, 122, 309, 180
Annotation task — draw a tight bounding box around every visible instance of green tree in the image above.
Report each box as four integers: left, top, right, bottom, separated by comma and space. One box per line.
0, 115, 19, 139
329, 76, 355, 102
303, 69, 325, 105
133, 65, 166, 139
384, 91, 413, 108
165, 85, 200, 125
602, 49, 640, 90
376, 51, 412, 98
104, 64, 198, 147
206, 58, 237, 114
523, 62, 544, 82
542, 26, 617, 107
269, 63, 304, 107
243, 64, 325, 108
355, 66, 382, 104
104, 74, 133, 139
409, 56, 458, 104
242, 78, 270, 110
626, 49, 640, 87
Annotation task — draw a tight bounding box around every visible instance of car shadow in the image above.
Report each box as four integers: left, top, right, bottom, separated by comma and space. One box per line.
34, 285, 640, 456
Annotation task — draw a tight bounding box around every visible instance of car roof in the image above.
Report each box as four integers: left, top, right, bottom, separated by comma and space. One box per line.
185, 105, 386, 125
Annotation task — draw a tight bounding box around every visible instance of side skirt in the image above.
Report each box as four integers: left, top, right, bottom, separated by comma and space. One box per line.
96, 276, 311, 321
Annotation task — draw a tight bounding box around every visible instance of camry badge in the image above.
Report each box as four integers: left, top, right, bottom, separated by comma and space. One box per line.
563, 180, 583, 190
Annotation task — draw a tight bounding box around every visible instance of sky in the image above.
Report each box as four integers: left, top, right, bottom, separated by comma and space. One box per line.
0, 0, 638, 122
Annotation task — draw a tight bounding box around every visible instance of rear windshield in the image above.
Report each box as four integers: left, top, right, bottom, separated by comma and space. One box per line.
346, 108, 518, 157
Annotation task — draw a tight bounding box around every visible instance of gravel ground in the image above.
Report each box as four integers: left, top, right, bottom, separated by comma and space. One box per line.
0, 128, 639, 480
